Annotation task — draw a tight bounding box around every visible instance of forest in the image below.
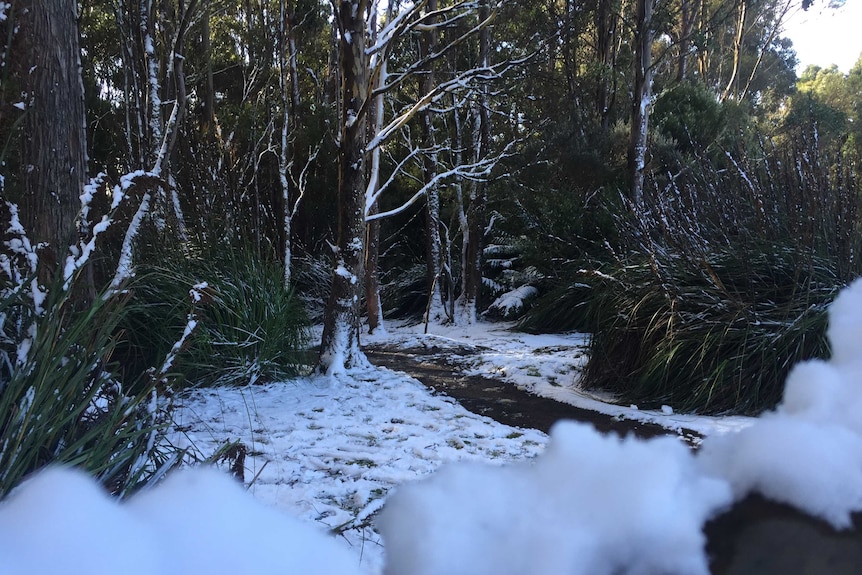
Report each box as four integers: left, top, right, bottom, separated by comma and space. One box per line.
1, 0, 861, 497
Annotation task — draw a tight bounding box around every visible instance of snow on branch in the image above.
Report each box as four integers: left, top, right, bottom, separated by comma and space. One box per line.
367, 6, 496, 101
105, 171, 169, 297
367, 64, 501, 152
0, 202, 45, 316
365, 140, 517, 222
62, 173, 111, 292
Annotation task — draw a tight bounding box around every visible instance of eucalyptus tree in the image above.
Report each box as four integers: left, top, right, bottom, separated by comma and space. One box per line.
319, 0, 508, 373
11, 0, 88, 281
628, 0, 657, 206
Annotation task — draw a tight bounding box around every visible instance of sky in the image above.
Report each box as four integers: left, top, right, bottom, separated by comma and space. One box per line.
783, 0, 862, 73
6, 279, 862, 574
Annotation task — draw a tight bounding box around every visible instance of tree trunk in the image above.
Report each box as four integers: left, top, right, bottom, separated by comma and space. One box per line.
627, 0, 654, 207
420, 0, 445, 322
21, 0, 88, 280
365, 200, 383, 333
279, 0, 299, 287
595, 0, 614, 132
201, 3, 216, 134
721, 0, 746, 102
676, 0, 701, 82
319, 0, 369, 374
460, 0, 492, 324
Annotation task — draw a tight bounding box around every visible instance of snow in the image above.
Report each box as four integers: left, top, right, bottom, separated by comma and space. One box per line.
7, 279, 862, 573
366, 321, 752, 438
0, 467, 362, 575
486, 284, 537, 318
379, 420, 731, 575
696, 277, 862, 529
169, 361, 546, 572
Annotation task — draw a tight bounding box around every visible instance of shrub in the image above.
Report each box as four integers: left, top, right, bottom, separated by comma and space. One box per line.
0, 272, 178, 498
580, 246, 837, 414
122, 246, 312, 387
523, 131, 860, 415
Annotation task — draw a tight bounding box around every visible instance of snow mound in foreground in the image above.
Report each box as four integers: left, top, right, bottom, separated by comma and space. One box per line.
0, 467, 362, 575
378, 420, 732, 575
698, 277, 862, 529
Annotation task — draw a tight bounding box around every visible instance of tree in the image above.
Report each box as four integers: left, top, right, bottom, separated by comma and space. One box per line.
628, 0, 656, 206
459, 0, 492, 323
318, 0, 508, 371
318, 0, 369, 374
18, 0, 89, 279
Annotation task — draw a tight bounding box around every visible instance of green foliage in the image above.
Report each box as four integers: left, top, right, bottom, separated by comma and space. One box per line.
121, 247, 312, 387
0, 273, 177, 499
653, 83, 723, 152
580, 246, 836, 415
523, 129, 861, 414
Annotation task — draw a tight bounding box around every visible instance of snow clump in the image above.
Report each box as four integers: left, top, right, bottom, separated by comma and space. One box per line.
0, 466, 362, 575
698, 277, 862, 529
378, 420, 732, 575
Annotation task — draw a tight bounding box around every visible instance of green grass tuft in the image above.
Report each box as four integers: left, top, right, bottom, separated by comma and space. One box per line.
121, 246, 312, 387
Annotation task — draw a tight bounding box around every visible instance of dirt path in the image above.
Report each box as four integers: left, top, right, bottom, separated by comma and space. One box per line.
364, 342, 862, 574
364, 344, 700, 442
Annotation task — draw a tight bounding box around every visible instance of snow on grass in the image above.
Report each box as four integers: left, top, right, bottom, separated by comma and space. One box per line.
168, 363, 547, 573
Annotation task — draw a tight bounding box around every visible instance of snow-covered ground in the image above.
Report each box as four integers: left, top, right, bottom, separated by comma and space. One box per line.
5, 280, 862, 574
165, 319, 760, 573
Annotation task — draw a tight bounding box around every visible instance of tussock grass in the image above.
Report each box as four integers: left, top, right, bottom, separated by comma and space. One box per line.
0, 273, 177, 498
523, 132, 860, 414
581, 247, 837, 414
122, 247, 312, 387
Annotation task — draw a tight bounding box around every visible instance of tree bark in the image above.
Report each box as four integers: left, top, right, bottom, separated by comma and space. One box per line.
595, 0, 615, 132
460, 0, 492, 323
721, 0, 746, 102
420, 0, 445, 321
365, 199, 383, 333
319, 0, 369, 373
676, 0, 701, 82
627, 0, 654, 207
21, 0, 88, 280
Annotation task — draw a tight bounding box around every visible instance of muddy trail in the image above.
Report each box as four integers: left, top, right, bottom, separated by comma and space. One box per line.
363, 342, 862, 575
363, 344, 701, 443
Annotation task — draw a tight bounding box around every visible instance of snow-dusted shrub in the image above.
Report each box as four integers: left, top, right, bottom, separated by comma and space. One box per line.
122, 246, 311, 387
0, 272, 176, 498
484, 284, 538, 320
0, 190, 182, 498
581, 245, 836, 415
574, 129, 860, 414
293, 251, 333, 322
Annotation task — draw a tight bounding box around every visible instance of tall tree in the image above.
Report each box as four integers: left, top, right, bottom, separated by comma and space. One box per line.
419, 0, 446, 322
460, 0, 492, 323
319, 0, 506, 370
19, 0, 88, 279
318, 0, 369, 373
628, 0, 656, 206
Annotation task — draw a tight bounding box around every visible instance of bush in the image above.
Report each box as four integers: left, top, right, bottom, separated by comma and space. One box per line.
122, 246, 312, 387
580, 246, 837, 414
523, 131, 860, 415
0, 272, 177, 498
